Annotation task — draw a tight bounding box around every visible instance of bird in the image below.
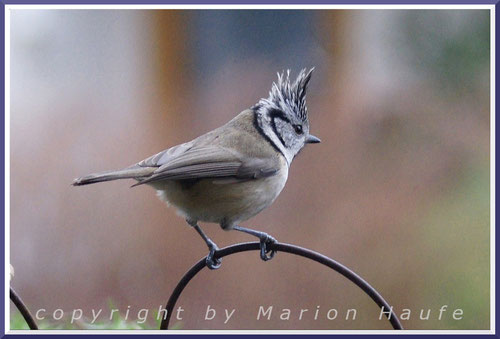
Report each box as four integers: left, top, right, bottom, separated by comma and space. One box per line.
73, 68, 321, 269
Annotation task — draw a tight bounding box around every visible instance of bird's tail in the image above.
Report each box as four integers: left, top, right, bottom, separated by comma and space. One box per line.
72, 166, 155, 186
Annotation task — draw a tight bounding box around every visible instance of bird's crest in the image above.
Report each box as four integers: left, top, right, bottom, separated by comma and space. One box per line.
257, 68, 314, 122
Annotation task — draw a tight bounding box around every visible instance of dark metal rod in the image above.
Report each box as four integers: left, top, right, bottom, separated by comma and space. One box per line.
160, 241, 403, 330
10, 287, 38, 330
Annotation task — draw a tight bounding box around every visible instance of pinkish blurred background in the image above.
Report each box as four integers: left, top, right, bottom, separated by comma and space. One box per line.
9, 9, 490, 330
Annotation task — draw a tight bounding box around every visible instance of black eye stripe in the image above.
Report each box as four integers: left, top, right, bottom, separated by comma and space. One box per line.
269, 109, 290, 123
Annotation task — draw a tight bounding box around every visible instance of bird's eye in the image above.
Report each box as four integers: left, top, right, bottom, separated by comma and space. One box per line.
293, 124, 303, 134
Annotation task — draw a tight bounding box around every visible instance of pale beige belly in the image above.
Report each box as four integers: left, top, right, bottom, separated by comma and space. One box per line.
149, 167, 288, 229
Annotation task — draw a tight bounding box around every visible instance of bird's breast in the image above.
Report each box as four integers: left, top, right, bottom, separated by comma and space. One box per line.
151, 163, 288, 228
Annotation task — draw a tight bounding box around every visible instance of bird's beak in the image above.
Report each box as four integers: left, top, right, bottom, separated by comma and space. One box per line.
305, 134, 321, 144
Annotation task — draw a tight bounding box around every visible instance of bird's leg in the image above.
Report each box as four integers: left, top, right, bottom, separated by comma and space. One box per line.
233, 226, 277, 261
187, 220, 222, 270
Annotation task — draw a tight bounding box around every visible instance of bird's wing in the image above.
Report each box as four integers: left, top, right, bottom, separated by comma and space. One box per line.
132, 143, 279, 186
136, 141, 196, 168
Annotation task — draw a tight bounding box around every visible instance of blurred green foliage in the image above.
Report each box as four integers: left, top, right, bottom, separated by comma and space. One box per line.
399, 10, 490, 95
417, 161, 490, 329
10, 310, 157, 330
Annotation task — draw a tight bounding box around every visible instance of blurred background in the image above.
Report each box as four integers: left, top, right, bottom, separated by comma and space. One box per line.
9, 9, 490, 330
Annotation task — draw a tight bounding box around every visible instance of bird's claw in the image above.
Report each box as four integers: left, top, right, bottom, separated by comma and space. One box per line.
206, 243, 222, 270
259, 233, 277, 261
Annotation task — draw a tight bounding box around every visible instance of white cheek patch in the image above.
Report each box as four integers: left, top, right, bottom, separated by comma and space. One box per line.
255, 109, 295, 165
272, 117, 289, 147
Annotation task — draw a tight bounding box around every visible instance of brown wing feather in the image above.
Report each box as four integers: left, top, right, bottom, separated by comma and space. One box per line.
132, 145, 279, 187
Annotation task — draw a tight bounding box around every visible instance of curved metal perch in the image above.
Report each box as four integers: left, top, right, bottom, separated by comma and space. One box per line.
10, 287, 38, 330
160, 241, 404, 330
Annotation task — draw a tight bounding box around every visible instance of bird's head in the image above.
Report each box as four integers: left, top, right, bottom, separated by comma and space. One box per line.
253, 68, 320, 164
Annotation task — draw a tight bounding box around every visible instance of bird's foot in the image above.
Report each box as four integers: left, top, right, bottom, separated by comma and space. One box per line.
258, 233, 277, 261
205, 240, 222, 270
232, 225, 278, 262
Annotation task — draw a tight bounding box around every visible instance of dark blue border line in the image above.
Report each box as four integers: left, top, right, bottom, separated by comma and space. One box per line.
1, 0, 5, 337
2, 335, 498, 338
495, 2, 499, 338
0, 0, 499, 5
1, 1, 497, 338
